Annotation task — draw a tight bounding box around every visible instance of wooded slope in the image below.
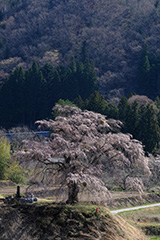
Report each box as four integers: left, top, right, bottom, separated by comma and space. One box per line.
0, 0, 160, 99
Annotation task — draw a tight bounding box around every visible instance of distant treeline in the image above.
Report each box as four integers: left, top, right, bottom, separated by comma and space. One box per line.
1, 55, 160, 153
0, 57, 97, 128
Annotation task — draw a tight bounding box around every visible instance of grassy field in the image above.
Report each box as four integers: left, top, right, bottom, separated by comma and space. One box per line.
118, 206, 160, 239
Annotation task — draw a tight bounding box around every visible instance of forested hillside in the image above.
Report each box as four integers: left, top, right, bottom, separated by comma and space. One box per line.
0, 59, 97, 128
1, 0, 160, 100
1, 0, 160, 154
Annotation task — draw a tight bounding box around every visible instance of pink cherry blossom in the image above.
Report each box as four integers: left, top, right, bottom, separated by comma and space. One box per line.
14, 104, 151, 204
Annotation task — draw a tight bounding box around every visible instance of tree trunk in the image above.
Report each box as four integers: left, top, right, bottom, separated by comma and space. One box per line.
66, 181, 79, 204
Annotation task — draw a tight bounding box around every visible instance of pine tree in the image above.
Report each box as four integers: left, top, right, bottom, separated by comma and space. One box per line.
41, 63, 61, 115
86, 91, 108, 114
138, 45, 151, 95
24, 61, 46, 127
105, 102, 118, 119
155, 96, 160, 125
74, 95, 85, 109
62, 66, 79, 100
118, 96, 130, 122
70, 56, 77, 73
136, 104, 160, 153
0, 66, 26, 128
76, 62, 84, 98
124, 101, 139, 137
80, 59, 98, 99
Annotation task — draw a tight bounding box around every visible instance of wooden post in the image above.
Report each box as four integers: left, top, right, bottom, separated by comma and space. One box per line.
16, 186, 21, 198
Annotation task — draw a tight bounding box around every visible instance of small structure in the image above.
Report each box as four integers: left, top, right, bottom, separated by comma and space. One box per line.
4, 186, 38, 204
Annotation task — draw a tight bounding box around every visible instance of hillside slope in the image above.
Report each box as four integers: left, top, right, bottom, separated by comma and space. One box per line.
0, 0, 160, 99
0, 203, 147, 240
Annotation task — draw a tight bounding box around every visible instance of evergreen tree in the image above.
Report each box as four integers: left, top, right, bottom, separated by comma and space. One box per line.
0, 56, 99, 128
118, 96, 130, 122
138, 45, 151, 95
41, 63, 61, 115
124, 101, 139, 137
0, 67, 25, 127
70, 56, 77, 73
79, 59, 98, 99
16, 67, 25, 124
24, 61, 46, 127
155, 96, 160, 125
62, 67, 78, 100
63, 57, 79, 100
76, 61, 84, 98
105, 102, 118, 119
74, 95, 85, 109
86, 91, 108, 114
136, 104, 160, 153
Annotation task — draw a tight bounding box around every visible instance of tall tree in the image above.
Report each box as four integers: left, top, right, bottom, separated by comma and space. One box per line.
15, 105, 150, 203
105, 103, 118, 120
138, 45, 151, 95
124, 101, 139, 137
74, 95, 85, 109
63, 58, 79, 100
41, 63, 61, 115
86, 91, 108, 114
118, 96, 130, 123
136, 104, 160, 153
24, 61, 46, 127
0, 137, 11, 180
79, 59, 98, 99
0, 67, 25, 127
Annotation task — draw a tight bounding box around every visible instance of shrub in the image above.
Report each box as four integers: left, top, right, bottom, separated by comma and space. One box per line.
5, 161, 24, 184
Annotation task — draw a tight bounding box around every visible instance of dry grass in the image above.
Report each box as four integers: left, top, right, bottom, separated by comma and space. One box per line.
118, 206, 160, 239
63, 204, 147, 240
0, 185, 157, 239
0, 203, 148, 240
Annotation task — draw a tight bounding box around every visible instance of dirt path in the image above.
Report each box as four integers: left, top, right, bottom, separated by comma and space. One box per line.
110, 202, 160, 215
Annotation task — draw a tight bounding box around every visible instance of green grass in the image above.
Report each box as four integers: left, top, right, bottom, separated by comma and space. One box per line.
150, 237, 160, 239
63, 203, 108, 216
117, 206, 160, 239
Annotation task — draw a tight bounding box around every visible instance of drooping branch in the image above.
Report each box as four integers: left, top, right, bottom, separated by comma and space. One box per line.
14, 105, 151, 202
